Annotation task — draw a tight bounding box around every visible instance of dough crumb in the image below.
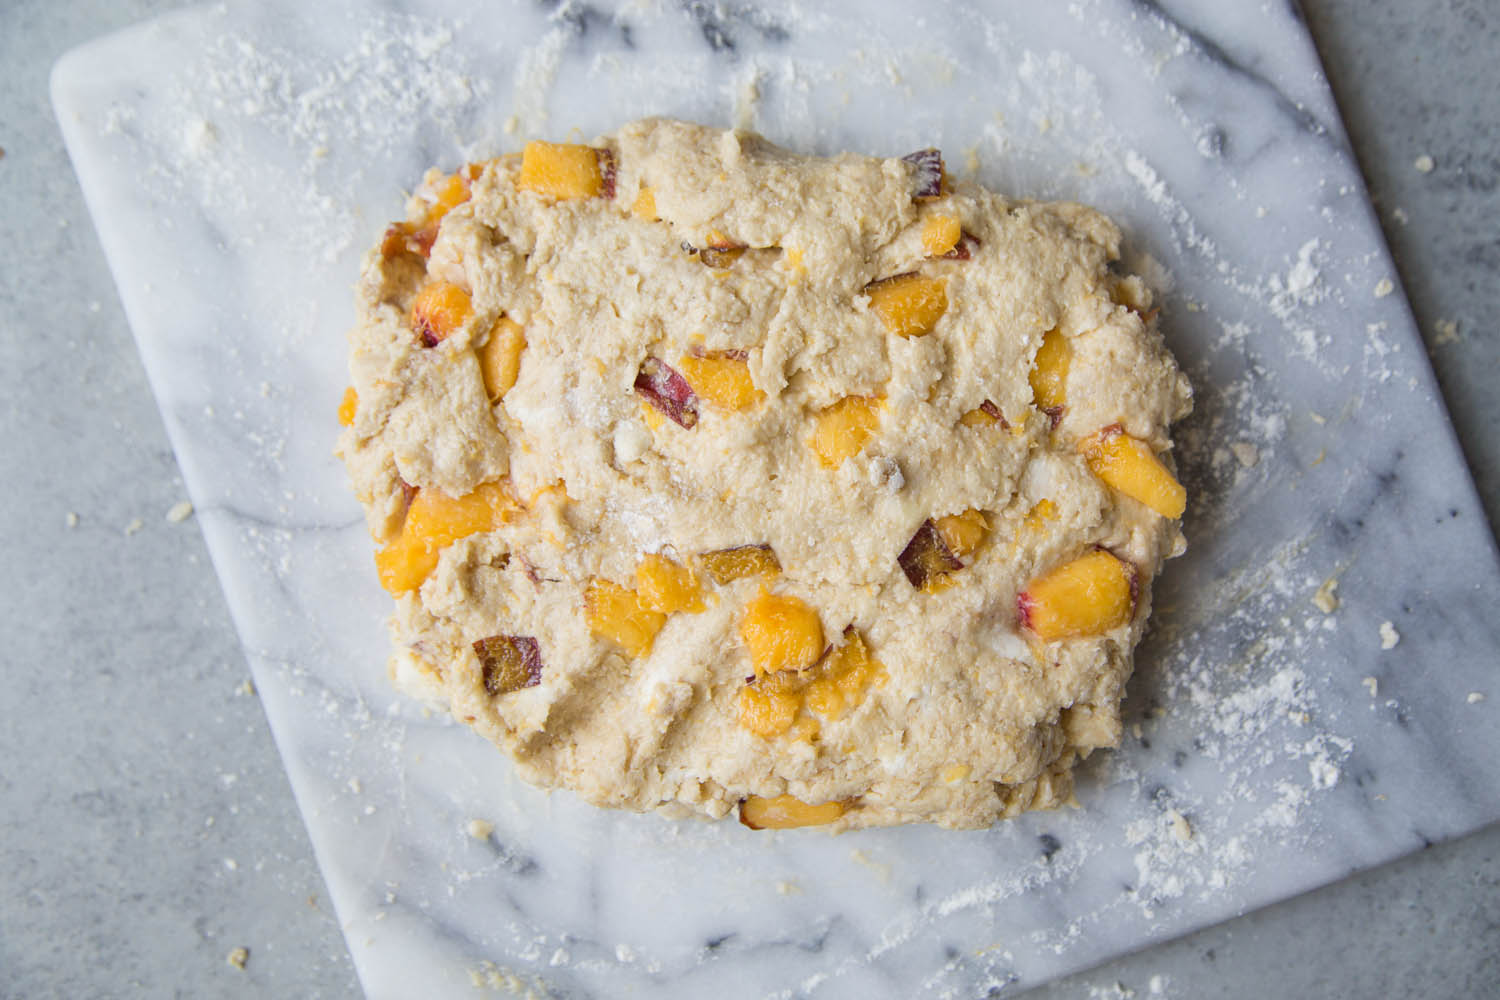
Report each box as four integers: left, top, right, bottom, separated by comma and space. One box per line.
223, 857, 238, 871
1167, 809, 1193, 842
1311, 577, 1340, 614
347, 777, 362, 795
1392, 206, 1410, 225
1432, 318, 1460, 345
851, 848, 891, 881
166, 500, 194, 523
235, 679, 256, 697
1309, 755, 1340, 789
65, 511, 80, 528
1372, 277, 1394, 298
124, 517, 145, 536
1414, 154, 1435, 173
1148, 974, 1168, 995
1468, 692, 1486, 704
1379, 621, 1400, 649
775, 879, 803, 895
1230, 442, 1259, 468
1362, 676, 1379, 698
226, 947, 249, 970
467, 818, 495, 840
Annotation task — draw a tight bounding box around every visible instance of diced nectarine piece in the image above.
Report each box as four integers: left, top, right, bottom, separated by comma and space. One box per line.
697, 544, 781, 584
429, 170, 472, 221
902, 148, 946, 200
473, 635, 542, 696
635, 553, 704, 614
631, 186, 658, 220
478, 316, 525, 401
585, 579, 666, 658
811, 396, 880, 467
1081, 427, 1187, 519
897, 520, 962, 590
517, 141, 604, 200
736, 684, 801, 739
740, 590, 824, 676
678, 352, 762, 411
1030, 327, 1070, 418
374, 480, 515, 594
1017, 549, 1136, 642
740, 793, 847, 830
338, 387, 358, 427
921, 214, 963, 256
866, 273, 948, 338
634, 357, 699, 428
697, 229, 746, 269
935, 509, 988, 559
803, 628, 880, 721
410, 281, 472, 347
959, 399, 1007, 429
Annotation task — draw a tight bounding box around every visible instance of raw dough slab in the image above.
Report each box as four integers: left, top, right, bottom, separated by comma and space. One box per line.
53, 1, 1500, 997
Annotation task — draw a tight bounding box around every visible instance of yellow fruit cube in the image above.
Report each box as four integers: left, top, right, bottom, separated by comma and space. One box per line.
811, 396, 881, 467
740, 793, 847, 830
375, 480, 515, 594
338, 386, 358, 427
697, 544, 781, 584
740, 590, 824, 675
634, 553, 704, 614
477, 316, 526, 401
429, 169, 472, 221
736, 683, 801, 739
921, 214, 963, 256
631, 186, 658, 220
678, 352, 763, 411
934, 509, 988, 559
1029, 327, 1070, 415
1081, 428, 1187, 519
866, 272, 948, 338
410, 281, 472, 347
517, 141, 603, 200
959, 400, 1005, 428
1017, 549, 1135, 641
585, 579, 666, 658
802, 629, 880, 721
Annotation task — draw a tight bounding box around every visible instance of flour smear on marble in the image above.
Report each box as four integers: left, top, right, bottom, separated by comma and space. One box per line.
110, 0, 1366, 983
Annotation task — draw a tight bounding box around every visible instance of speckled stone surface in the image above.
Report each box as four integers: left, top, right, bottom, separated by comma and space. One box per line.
3, 1, 1498, 998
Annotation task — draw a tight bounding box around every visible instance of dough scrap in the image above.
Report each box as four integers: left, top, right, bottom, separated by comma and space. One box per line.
337, 119, 1192, 830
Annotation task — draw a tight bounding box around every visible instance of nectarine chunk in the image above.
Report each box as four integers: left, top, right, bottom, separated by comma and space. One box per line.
1081, 427, 1187, 519
740, 793, 847, 830
1018, 549, 1135, 642
802, 629, 881, 721
410, 281, 472, 347
473, 635, 542, 696
866, 272, 948, 338
811, 396, 880, 468
585, 579, 666, 659
631, 187, 658, 220
921, 215, 963, 257
478, 316, 526, 401
959, 399, 1007, 429
935, 509, 988, 559
634, 553, 704, 614
678, 352, 762, 411
697, 544, 781, 584
740, 590, 824, 676
517, 141, 604, 200
736, 683, 801, 739
1030, 327, 1070, 417
375, 480, 515, 594
338, 387, 358, 427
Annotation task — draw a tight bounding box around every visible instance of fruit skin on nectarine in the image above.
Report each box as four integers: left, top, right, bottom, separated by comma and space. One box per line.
1016, 548, 1137, 642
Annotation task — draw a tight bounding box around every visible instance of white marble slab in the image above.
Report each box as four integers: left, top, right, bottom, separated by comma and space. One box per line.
52, 1, 1500, 996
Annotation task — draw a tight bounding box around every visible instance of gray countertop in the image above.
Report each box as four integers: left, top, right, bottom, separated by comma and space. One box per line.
3, 1, 1496, 997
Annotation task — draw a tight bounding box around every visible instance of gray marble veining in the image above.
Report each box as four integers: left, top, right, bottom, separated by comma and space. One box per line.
51, 0, 1500, 996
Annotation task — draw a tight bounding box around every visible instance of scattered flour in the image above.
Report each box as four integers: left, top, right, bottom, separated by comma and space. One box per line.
1414, 154, 1435, 173
1372, 277, 1393, 298
1468, 693, 1486, 705
1312, 577, 1340, 614
1379, 621, 1400, 650
1432, 318, 1460, 345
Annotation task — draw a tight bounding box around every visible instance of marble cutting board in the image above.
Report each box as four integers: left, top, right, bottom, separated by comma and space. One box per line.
53, 1, 1500, 996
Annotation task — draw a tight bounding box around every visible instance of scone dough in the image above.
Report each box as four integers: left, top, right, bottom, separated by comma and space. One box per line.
337, 118, 1192, 830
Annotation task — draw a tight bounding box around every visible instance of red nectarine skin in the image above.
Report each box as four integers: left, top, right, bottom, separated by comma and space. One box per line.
635, 357, 699, 428
897, 519, 963, 589
902, 148, 945, 200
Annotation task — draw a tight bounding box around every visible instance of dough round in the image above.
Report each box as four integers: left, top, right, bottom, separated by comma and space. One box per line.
337, 119, 1192, 830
